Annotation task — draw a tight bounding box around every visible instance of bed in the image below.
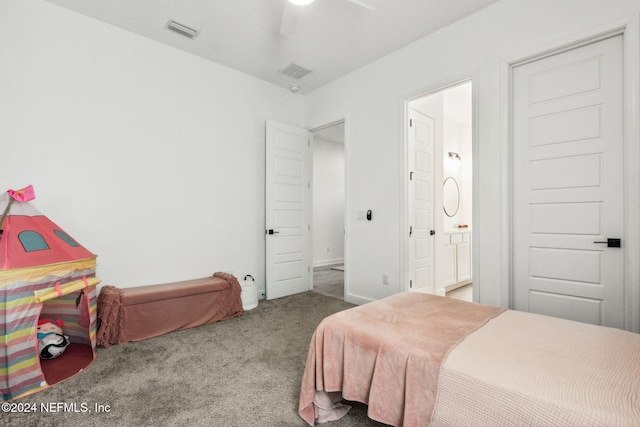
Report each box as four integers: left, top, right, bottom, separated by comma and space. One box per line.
298, 292, 640, 426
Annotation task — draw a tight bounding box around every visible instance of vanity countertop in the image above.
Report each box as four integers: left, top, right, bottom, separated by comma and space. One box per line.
445, 227, 472, 234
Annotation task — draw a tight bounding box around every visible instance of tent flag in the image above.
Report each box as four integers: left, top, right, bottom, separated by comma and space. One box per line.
8, 185, 35, 202
1, 185, 36, 238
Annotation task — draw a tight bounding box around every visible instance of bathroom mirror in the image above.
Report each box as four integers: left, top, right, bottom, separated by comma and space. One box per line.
443, 177, 460, 217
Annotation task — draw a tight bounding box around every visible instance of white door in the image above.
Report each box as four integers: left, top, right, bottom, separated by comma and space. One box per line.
408, 109, 435, 293
512, 35, 624, 328
265, 120, 311, 299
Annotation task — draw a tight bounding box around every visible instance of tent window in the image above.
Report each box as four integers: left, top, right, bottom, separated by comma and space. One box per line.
19, 231, 50, 252
54, 229, 79, 247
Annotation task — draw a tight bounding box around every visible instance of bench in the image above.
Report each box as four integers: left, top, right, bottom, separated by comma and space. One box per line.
97, 272, 243, 346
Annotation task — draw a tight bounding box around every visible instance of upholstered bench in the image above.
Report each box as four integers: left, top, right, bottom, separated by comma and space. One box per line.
97, 272, 243, 346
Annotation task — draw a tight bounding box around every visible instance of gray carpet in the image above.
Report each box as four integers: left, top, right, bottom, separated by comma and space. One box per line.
5, 292, 387, 427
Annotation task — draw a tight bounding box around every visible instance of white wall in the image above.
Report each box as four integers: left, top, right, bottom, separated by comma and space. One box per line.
305, 0, 640, 306
312, 137, 345, 267
1, 0, 304, 295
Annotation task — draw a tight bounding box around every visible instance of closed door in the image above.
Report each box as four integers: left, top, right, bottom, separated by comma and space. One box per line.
408, 109, 435, 292
265, 120, 311, 299
512, 35, 624, 328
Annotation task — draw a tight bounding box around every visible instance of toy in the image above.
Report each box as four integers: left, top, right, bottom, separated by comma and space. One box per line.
1, 186, 99, 401
37, 319, 70, 359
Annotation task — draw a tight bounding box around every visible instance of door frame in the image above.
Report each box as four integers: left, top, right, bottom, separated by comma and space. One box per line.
500, 17, 640, 332
400, 72, 479, 299
309, 117, 349, 300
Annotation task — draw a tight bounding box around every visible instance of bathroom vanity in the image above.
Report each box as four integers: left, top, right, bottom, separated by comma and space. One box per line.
439, 229, 472, 293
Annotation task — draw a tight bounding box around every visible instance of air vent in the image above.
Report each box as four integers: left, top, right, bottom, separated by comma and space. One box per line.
167, 20, 199, 39
278, 63, 313, 80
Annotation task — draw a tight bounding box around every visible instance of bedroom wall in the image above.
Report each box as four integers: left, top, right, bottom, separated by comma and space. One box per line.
0, 0, 304, 294
304, 0, 640, 305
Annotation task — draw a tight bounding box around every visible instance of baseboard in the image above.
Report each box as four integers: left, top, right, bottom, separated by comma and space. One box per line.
345, 293, 374, 305
444, 279, 472, 293
313, 258, 345, 269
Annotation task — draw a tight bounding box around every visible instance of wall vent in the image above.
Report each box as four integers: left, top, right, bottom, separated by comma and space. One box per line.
167, 20, 199, 39
278, 63, 313, 80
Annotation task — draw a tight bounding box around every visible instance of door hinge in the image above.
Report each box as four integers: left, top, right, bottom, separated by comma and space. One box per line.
410, 279, 413, 289
410, 118, 413, 127
409, 225, 413, 237
409, 171, 414, 181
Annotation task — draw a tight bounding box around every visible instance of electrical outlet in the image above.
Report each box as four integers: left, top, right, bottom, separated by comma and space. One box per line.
382, 274, 389, 285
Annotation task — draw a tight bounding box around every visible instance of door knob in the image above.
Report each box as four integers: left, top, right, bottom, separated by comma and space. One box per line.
266, 229, 280, 235
593, 238, 621, 248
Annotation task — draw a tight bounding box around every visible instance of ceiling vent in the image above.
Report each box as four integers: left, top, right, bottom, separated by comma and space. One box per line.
167, 20, 199, 39
279, 63, 313, 80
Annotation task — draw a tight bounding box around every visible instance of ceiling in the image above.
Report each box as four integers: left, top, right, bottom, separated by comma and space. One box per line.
44, 0, 501, 94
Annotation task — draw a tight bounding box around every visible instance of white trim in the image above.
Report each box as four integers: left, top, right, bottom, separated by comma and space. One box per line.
500, 16, 640, 332
313, 258, 345, 268
621, 15, 640, 333
399, 71, 479, 300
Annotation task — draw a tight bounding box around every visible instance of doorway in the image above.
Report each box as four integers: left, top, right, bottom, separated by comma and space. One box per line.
406, 80, 473, 301
311, 121, 345, 300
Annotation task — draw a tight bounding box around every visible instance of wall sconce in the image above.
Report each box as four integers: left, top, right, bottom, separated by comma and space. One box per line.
446, 151, 461, 172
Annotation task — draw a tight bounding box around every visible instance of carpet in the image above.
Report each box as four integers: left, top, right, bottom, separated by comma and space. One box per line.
5, 291, 387, 427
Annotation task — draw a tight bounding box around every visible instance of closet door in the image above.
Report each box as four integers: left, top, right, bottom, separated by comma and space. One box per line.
511, 35, 624, 328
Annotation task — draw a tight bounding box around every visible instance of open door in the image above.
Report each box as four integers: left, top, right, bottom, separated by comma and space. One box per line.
407, 109, 436, 293
265, 120, 312, 299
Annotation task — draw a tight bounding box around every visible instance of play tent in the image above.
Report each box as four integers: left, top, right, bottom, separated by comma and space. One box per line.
0, 186, 100, 401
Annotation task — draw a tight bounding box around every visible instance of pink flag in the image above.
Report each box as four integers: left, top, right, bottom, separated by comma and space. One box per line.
8, 185, 35, 202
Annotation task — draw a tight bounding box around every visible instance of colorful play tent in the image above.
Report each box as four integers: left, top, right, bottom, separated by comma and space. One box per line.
1, 186, 100, 401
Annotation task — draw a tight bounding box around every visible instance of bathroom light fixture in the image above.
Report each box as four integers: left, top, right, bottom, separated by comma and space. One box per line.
288, 0, 315, 5
448, 152, 461, 160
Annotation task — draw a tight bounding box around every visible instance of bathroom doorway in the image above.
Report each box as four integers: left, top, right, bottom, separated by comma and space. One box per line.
406, 80, 473, 301
311, 121, 345, 300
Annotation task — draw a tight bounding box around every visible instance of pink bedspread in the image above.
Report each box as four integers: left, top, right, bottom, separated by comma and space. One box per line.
298, 293, 505, 426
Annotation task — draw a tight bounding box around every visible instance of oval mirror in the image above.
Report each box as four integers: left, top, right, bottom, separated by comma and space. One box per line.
443, 177, 460, 217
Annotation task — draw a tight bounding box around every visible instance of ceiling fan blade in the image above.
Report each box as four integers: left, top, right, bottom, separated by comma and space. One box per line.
280, 2, 300, 36
345, 0, 376, 10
